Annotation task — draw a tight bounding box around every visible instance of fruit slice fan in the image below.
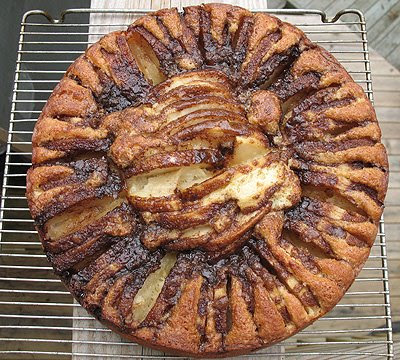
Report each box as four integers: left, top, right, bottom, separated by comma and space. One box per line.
0, 6, 394, 359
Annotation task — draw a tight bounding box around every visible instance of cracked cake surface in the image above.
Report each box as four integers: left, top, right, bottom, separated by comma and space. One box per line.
26, 4, 388, 358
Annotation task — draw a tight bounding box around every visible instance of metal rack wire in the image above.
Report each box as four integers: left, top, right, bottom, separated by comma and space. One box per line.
0, 7, 394, 359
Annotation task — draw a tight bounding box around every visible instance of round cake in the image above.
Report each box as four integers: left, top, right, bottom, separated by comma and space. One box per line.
26, 4, 389, 357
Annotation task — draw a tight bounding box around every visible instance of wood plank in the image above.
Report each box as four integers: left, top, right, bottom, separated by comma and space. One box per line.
383, 138, 400, 155
389, 258, 400, 276
370, 58, 399, 76
386, 42, 400, 68
384, 189, 400, 206
324, 0, 358, 18
388, 155, 400, 171
376, 107, 400, 124
363, 0, 399, 37
384, 224, 400, 243
342, 0, 374, 14
339, 0, 376, 23
267, 0, 288, 8
388, 175, 400, 189
73, 304, 142, 358
380, 123, 400, 138
372, 25, 400, 64
381, 206, 400, 223
377, 45, 400, 73
289, 0, 318, 9
374, 91, 400, 107
386, 246, 400, 262
372, 75, 400, 92
180, 0, 268, 7
368, 0, 400, 47
367, 0, 400, 71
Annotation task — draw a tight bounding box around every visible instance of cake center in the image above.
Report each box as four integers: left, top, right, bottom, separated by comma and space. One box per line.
101, 70, 301, 255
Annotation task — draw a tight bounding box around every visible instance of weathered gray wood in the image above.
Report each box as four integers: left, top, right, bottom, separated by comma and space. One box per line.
363, 0, 398, 35
372, 18, 400, 61
324, 0, 358, 17
372, 75, 400, 92
385, 223, 400, 242
338, 0, 375, 23
387, 42, 400, 68
375, 91, 400, 107
388, 155, 400, 171
370, 57, 399, 75
376, 107, 400, 124
267, 0, 288, 8
383, 138, 400, 155
290, 0, 331, 10
73, 304, 142, 360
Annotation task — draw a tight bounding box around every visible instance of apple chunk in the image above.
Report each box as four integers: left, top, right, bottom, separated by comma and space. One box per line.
127, 32, 166, 86
45, 197, 125, 241
130, 252, 177, 325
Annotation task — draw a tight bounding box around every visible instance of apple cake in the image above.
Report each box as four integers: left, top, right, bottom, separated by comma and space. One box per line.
26, 4, 389, 357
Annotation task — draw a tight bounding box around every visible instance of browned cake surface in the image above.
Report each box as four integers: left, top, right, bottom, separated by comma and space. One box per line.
26, 4, 389, 358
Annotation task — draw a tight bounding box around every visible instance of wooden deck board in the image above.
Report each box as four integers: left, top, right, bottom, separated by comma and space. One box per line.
387, 42, 400, 67
363, 0, 399, 39
324, 0, 363, 17
368, 1, 400, 56
370, 46, 400, 348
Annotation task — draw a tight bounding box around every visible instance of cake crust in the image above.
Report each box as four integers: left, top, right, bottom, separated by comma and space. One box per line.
26, 4, 388, 358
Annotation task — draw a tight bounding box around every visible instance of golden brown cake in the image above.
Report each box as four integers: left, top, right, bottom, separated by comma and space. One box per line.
26, 4, 389, 357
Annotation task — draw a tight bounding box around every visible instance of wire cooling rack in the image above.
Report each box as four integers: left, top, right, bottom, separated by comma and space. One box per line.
0, 6, 394, 359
